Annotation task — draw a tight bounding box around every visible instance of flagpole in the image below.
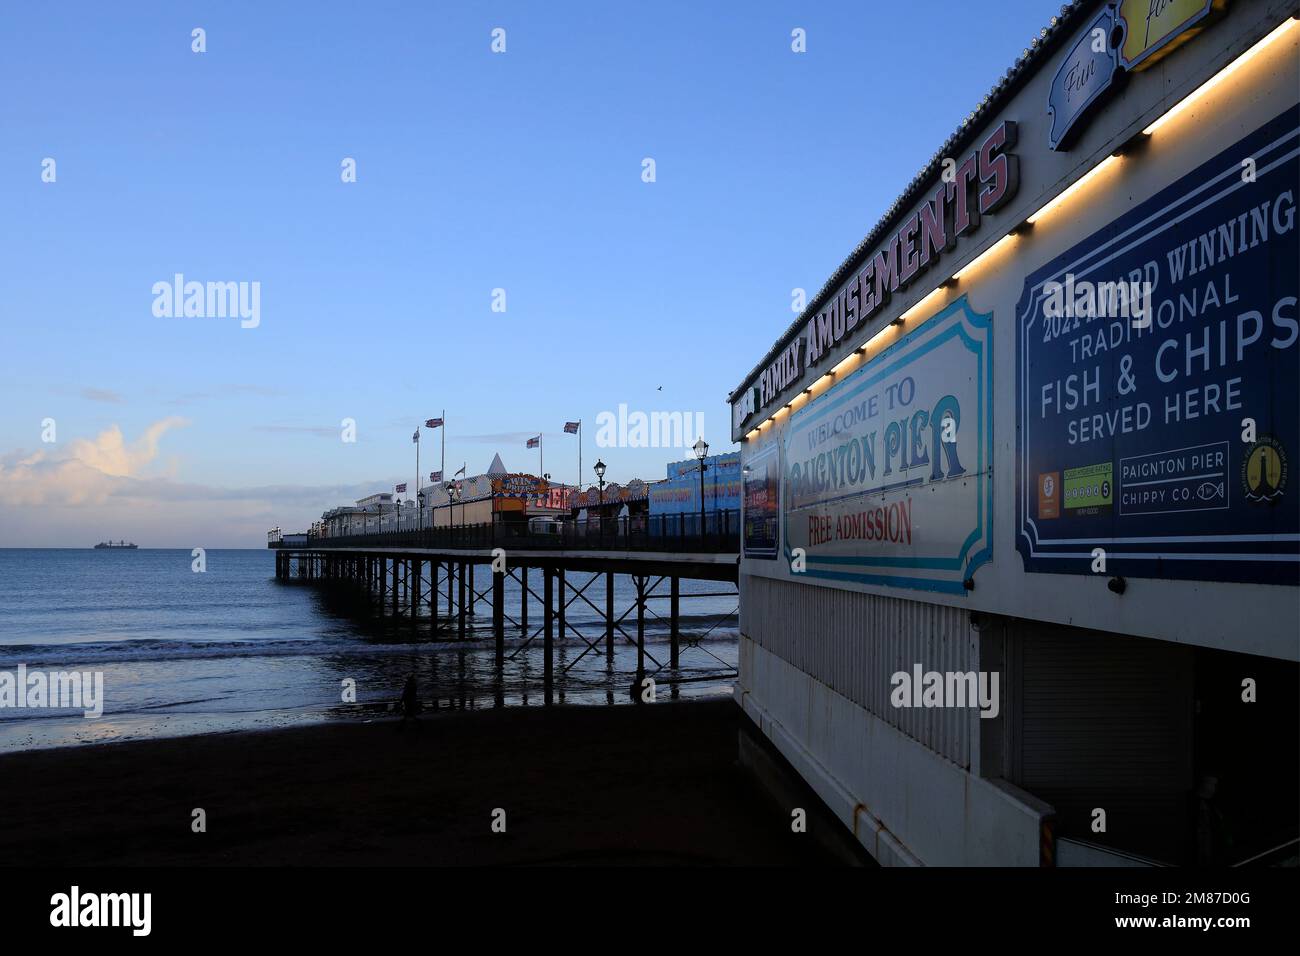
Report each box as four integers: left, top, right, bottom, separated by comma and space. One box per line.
540, 433, 544, 479
441, 408, 445, 482
415, 427, 420, 527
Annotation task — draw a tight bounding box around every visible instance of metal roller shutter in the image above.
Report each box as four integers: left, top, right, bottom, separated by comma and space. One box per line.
1006, 622, 1194, 863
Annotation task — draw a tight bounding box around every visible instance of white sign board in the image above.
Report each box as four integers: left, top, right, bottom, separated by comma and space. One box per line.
781, 296, 994, 594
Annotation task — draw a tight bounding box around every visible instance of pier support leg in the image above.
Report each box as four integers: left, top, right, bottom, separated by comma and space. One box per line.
457, 561, 466, 639
605, 572, 614, 663
468, 563, 475, 615
391, 558, 398, 615
412, 558, 421, 621
557, 568, 566, 642
670, 576, 680, 668
543, 567, 554, 702
447, 560, 454, 619
430, 561, 439, 634
493, 568, 504, 668
635, 575, 646, 696
520, 566, 529, 633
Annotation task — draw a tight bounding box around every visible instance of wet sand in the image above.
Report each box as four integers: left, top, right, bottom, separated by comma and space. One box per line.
0, 699, 835, 866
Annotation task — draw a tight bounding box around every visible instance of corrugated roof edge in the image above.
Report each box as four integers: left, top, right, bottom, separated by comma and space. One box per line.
727, 0, 1098, 404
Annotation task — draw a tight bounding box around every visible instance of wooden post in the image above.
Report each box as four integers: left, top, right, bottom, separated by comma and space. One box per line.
670, 576, 680, 668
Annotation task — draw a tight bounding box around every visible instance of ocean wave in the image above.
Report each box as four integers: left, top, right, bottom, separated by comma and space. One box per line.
0, 624, 739, 668
0, 637, 449, 667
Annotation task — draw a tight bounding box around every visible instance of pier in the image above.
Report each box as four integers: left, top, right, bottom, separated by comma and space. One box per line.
271, 512, 740, 702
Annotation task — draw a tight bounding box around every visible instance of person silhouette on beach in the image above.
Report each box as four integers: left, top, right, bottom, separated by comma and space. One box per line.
399, 673, 422, 721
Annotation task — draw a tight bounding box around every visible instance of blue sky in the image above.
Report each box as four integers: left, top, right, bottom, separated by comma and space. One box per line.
0, 0, 1058, 546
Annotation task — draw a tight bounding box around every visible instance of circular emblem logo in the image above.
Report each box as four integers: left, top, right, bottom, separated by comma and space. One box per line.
1241, 436, 1288, 504
1041, 474, 1055, 497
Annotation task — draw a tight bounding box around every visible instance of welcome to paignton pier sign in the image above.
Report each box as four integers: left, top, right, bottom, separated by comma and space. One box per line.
780, 296, 994, 595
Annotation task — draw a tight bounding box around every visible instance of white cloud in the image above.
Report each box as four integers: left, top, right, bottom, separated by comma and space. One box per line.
0, 419, 399, 547
0, 418, 189, 506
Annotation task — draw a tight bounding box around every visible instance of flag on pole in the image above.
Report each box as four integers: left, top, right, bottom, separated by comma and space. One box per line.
396, 483, 407, 493
430, 470, 443, 482
526, 435, 541, 448
412, 429, 419, 443
564, 421, 582, 492
454, 463, 466, 477
425, 418, 443, 428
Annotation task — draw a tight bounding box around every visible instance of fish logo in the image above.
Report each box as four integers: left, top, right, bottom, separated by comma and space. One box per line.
1195, 481, 1224, 502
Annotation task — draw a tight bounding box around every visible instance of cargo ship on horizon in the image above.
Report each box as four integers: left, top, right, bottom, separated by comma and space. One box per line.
93, 540, 138, 549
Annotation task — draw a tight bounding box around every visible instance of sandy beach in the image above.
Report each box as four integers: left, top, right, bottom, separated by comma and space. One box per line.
0, 699, 836, 866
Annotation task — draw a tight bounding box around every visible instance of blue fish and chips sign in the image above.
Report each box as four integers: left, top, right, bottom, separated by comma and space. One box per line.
1015, 108, 1300, 585
782, 297, 994, 594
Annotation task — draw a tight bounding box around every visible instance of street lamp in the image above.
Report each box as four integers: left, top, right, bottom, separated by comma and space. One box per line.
417, 489, 426, 534
693, 437, 709, 537
594, 459, 606, 545
450, 480, 463, 536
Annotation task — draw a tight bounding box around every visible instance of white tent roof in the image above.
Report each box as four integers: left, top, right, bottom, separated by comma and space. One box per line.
487, 453, 508, 477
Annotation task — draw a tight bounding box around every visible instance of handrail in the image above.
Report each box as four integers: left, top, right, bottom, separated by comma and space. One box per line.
269, 510, 742, 554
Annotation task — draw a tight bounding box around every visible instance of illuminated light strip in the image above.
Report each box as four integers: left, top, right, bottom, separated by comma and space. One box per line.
830, 353, 857, 377
897, 284, 949, 325
1144, 16, 1298, 135
864, 317, 898, 353
952, 230, 1020, 280
1025, 154, 1121, 226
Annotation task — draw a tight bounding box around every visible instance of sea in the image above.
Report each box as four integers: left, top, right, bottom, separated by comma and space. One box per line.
0, 549, 738, 753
